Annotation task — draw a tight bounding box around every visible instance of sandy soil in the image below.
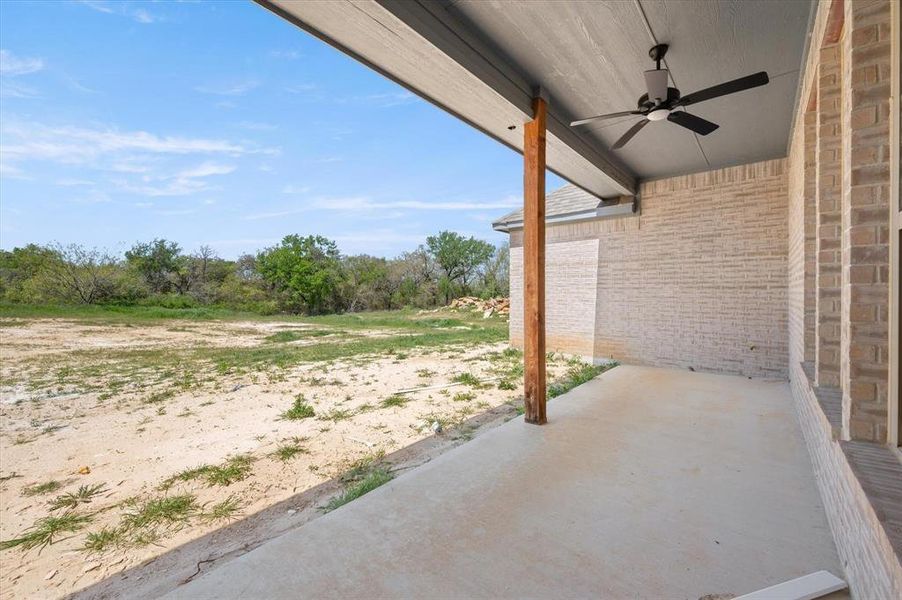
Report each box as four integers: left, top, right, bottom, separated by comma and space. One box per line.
0, 315, 566, 599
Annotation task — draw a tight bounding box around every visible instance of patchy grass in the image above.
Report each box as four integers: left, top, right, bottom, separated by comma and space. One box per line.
122, 494, 199, 531
451, 372, 483, 387
1, 513, 93, 551
547, 360, 617, 398
281, 394, 315, 420
324, 467, 393, 512
452, 391, 475, 402
201, 496, 243, 523
21, 480, 63, 497
161, 455, 253, 489
317, 408, 354, 422
265, 329, 339, 343
83, 526, 126, 554
416, 368, 436, 378
380, 394, 408, 409
497, 379, 516, 390
273, 439, 308, 462
48, 483, 107, 512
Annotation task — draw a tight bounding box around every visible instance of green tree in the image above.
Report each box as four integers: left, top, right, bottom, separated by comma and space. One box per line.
125, 239, 184, 294
256, 235, 342, 314
425, 231, 495, 303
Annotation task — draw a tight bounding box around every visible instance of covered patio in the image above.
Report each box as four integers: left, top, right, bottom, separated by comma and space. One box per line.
169, 366, 844, 599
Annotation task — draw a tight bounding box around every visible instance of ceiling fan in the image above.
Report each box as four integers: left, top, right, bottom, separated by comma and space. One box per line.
570, 44, 769, 150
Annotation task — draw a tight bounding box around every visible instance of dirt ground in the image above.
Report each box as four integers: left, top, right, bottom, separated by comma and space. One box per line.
0, 312, 574, 599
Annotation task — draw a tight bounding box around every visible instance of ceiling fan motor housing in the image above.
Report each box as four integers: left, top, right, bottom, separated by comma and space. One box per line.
638, 87, 681, 111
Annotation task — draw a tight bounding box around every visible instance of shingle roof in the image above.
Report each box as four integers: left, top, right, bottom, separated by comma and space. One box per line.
492, 184, 602, 231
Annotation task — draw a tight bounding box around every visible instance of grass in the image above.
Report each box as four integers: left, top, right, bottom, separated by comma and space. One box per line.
5, 307, 508, 391
48, 483, 107, 511
201, 496, 243, 523
452, 391, 475, 402
21, 480, 63, 497
380, 394, 408, 408
450, 372, 483, 387
1, 513, 93, 551
122, 494, 199, 531
547, 360, 617, 398
83, 526, 126, 553
281, 394, 316, 420
161, 455, 253, 489
265, 329, 338, 343
273, 439, 308, 462
497, 379, 516, 390
317, 408, 354, 422
324, 467, 393, 512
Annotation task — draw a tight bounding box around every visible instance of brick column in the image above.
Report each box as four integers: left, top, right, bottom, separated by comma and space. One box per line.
815, 44, 843, 389
803, 109, 818, 363
840, 0, 892, 442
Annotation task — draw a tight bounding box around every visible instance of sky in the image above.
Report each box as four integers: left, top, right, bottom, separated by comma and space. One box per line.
0, 0, 563, 259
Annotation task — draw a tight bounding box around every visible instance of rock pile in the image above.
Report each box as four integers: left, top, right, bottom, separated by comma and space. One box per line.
448, 296, 510, 318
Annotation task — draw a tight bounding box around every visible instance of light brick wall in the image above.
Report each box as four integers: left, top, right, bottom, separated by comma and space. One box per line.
786, 0, 899, 594
804, 110, 819, 363
791, 362, 902, 600
509, 159, 788, 378
840, 0, 892, 443
509, 235, 598, 359
816, 44, 844, 388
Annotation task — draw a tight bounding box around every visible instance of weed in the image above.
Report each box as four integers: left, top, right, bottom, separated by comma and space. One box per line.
451, 372, 483, 387
144, 389, 175, 404
201, 496, 243, 523
162, 455, 253, 489
452, 391, 475, 402
318, 408, 354, 422
497, 379, 516, 390
380, 394, 408, 408
48, 483, 107, 511
273, 440, 308, 462
325, 467, 393, 512
547, 361, 616, 398
83, 527, 125, 553
122, 494, 199, 531
22, 480, 62, 497
1, 513, 93, 551
281, 395, 315, 420
416, 368, 436, 378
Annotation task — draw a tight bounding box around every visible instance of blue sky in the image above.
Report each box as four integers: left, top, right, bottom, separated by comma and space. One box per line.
0, 0, 563, 259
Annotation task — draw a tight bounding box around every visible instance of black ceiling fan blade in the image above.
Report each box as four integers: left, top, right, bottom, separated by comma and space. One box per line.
677, 71, 769, 107
571, 110, 642, 127
667, 111, 719, 135
611, 118, 649, 149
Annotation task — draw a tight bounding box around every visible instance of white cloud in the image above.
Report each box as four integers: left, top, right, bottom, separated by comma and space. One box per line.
243, 195, 520, 221
269, 50, 300, 60
0, 50, 44, 76
1, 121, 254, 164
114, 161, 235, 197
281, 185, 311, 195
78, 1, 161, 24
0, 80, 39, 98
195, 80, 260, 96
56, 178, 95, 187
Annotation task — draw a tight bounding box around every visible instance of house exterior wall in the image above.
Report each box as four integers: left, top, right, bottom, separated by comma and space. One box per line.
785, 0, 900, 596
509, 232, 599, 360
509, 159, 788, 378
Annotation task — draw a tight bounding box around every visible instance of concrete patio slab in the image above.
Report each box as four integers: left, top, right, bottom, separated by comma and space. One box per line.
169, 366, 844, 599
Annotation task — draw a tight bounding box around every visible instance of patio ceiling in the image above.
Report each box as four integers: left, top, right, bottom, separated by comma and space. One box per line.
259, 0, 813, 198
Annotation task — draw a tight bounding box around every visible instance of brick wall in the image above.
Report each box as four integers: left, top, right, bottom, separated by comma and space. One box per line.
840, 0, 892, 443
785, 0, 899, 594
509, 234, 599, 359
817, 44, 844, 388
509, 159, 788, 378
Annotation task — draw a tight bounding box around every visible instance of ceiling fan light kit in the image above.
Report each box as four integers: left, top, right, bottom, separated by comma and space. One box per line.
570, 43, 770, 150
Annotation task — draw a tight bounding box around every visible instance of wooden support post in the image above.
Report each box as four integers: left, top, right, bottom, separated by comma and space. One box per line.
523, 96, 546, 425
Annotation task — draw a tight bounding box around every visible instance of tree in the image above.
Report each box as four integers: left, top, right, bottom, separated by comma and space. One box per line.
39, 244, 120, 304
125, 239, 184, 294
256, 235, 342, 314
425, 231, 495, 303
341, 254, 390, 312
